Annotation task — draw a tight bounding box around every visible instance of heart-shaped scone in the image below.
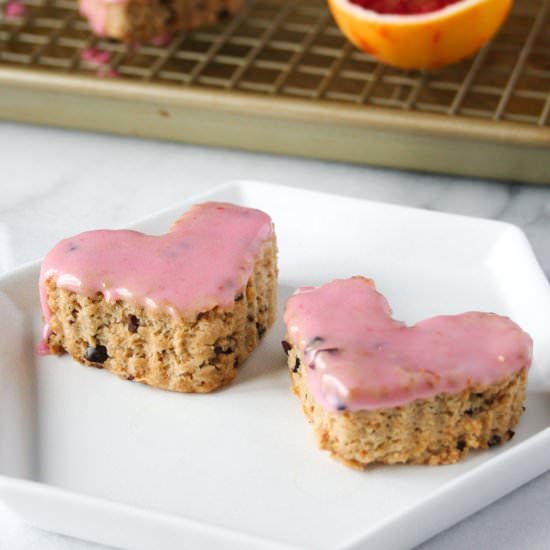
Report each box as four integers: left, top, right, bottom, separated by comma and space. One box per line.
283, 277, 531, 467
40, 202, 277, 393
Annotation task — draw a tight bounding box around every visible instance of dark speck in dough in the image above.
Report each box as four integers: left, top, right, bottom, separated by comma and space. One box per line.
214, 345, 234, 355
281, 340, 291, 355
128, 315, 140, 333
85, 344, 108, 364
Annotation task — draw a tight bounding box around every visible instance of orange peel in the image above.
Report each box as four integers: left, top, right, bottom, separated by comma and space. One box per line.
328, 0, 512, 69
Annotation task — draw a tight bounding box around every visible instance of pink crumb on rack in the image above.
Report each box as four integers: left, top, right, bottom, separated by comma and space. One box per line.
81, 47, 111, 65
98, 68, 120, 78
150, 35, 173, 47
4, 0, 26, 18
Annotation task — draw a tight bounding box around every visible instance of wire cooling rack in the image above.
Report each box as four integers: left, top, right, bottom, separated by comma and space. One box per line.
1, 0, 549, 183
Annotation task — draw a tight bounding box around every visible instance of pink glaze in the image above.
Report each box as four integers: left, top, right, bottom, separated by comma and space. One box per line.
79, 0, 127, 36
284, 277, 532, 412
4, 1, 26, 18
150, 35, 173, 47
39, 202, 273, 351
81, 47, 111, 65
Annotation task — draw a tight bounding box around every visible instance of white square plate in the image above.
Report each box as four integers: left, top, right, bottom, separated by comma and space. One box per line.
0, 182, 549, 550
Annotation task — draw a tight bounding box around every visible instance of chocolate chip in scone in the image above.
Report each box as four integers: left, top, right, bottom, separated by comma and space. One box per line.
456, 439, 466, 451
522, 406, 526, 412
247, 314, 254, 322
128, 314, 140, 333
507, 430, 515, 440
292, 356, 301, 373
69, 308, 78, 325
488, 434, 502, 447
464, 408, 473, 416
281, 340, 291, 356
235, 292, 244, 302
85, 344, 108, 364
256, 323, 266, 338
127, 374, 135, 381
214, 345, 234, 355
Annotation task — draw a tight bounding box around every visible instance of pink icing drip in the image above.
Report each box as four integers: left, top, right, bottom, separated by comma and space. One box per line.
39, 202, 273, 351
80, 47, 119, 77
98, 68, 119, 78
36, 339, 50, 356
284, 277, 532, 412
81, 47, 111, 65
4, 1, 26, 18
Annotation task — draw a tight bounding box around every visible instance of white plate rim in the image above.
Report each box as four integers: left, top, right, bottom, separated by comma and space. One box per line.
0, 180, 548, 550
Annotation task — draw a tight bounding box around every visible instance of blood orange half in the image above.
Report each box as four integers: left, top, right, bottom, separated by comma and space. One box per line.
328, 0, 512, 69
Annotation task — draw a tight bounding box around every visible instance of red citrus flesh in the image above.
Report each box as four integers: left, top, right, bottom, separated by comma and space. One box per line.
349, 0, 463, 15
330, 0, 512, 69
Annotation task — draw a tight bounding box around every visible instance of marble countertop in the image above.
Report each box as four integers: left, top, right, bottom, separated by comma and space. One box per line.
0, 121, 548, 550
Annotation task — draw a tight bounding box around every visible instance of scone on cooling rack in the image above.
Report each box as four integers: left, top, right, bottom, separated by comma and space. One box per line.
79, 0, 245, 42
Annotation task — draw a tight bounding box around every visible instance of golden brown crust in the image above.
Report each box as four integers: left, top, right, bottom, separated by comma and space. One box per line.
81, 0, 245, 42
44, 236, 277, 393
285, 342, 527, 467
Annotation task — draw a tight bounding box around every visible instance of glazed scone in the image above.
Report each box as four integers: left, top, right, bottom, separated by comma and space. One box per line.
39, 202, 277, 393
283, 277, 531, 468
79, 0, 245, 42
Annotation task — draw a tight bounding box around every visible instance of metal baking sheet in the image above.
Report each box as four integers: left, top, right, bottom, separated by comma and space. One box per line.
1, 0, 549, 183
